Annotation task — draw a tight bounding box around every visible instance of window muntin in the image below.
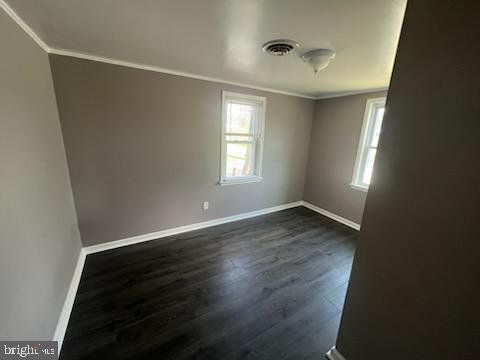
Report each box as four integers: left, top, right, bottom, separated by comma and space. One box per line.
220, 92, 266, 185
351, 98, 386, 191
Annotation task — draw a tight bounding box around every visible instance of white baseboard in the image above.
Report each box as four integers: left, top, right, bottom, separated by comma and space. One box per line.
326, 347, 347, 360
301, 201, 360, 230
54, 200, 356, 353
53, 248, 86, 352
55, 201, 300, 351
83, 201, 303, 254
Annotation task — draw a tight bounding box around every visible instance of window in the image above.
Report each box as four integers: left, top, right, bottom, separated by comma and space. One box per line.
351, 97, 386, 191
220, 91, 266, 185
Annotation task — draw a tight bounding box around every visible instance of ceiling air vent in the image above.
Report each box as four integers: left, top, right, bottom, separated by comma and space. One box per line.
262, 39, 300, 56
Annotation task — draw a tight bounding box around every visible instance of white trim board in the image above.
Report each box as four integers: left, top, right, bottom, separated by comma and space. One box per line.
83, 201, 303, 254
0, 0, 313, 99
301, 201, 361, 230
53, 200, 359, 353
49, 48, 316, 99
54, 201, 301, 352
84, 201, 361, 255
326, 347, 347, 360
48, 49, 387, 101
53, 248, 86, 352
316, 87, 388, 100
0, 0, 49, 52
0, 0, 387, 101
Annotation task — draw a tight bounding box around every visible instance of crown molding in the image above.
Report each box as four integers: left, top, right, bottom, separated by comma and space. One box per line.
48, 48, 316, 99
315, 87, 389, 100
0, 0, 50, 52
1, 0, 387, 101
1, 0, 314, 99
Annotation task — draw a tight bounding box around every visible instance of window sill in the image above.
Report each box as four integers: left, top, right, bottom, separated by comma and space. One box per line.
349, 183, 369, 192
219, 177, 263, 186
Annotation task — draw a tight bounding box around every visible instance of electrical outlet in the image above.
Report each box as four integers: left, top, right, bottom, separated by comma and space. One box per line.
202, 201, 209, 210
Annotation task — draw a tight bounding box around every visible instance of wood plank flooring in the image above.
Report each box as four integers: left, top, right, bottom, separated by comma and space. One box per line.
60, 206, 357, 360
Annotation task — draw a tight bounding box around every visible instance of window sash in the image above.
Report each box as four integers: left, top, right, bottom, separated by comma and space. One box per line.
225, 141, 256, 177
351, 98, 386, 191
220, 91, 266, 185
225, 100, 260, 135
225, 104, 259, 178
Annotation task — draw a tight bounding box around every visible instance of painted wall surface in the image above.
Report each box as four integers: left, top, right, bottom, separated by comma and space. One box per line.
304, 91, 387, 225
336, 1, 480, 359
49, 55, 314, 246
0, 9, 81, 339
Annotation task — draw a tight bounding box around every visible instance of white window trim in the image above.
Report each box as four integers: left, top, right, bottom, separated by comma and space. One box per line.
350, 97, 386, 192
219, 91, 266, 186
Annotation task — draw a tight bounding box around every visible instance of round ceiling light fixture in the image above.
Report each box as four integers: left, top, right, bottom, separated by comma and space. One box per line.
301, 49, 336, 74
262, 39, 300, 56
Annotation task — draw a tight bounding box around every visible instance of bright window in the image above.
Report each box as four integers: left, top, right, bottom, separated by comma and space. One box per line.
351, 97, 386, 191
220, 91, 266, 185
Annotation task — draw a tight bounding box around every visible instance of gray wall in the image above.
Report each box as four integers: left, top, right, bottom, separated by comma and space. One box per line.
336, 1, 480, 359
49, 55, 314, 246
0, 10, 82, 339
304, 91, 387, 225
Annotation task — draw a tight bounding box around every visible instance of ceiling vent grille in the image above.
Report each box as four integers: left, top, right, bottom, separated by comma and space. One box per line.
262, 40, 300, 56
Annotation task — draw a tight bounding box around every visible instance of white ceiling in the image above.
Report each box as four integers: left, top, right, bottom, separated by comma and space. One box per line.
3, 0, 407, 98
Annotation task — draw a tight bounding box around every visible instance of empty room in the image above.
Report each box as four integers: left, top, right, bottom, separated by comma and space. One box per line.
1, 0, 478, 359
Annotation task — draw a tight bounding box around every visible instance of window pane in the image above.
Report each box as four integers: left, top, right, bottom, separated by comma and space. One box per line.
226, 102, 257, 134
370, 107, 385, 147
362, 148, 377, 185
226, 142, 254, 177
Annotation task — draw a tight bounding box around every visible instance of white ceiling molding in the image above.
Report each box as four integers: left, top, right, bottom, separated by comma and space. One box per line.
50, 48, 388, 100
48, 48, 316, 99
316, 87, 389, 100
1, 0, 389, 100
0, 0, 315, 100
0, 0, 49, 52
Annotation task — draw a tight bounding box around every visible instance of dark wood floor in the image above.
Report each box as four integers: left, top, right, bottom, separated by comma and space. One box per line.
60, 206, 357, 360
